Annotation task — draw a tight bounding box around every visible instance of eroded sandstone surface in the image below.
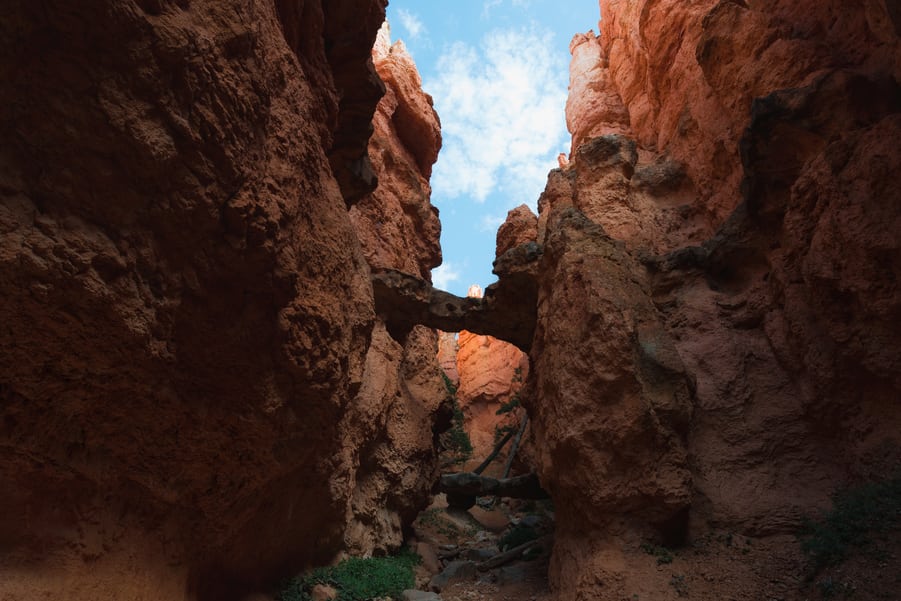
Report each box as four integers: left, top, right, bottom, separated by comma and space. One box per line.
524, 1, 901, 598
0, 2, 445, 600
454, 329, 529, 465
2, 1, 899, 600
342, 22, 447, 558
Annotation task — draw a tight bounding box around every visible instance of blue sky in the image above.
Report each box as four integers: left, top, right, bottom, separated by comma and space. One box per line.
384, 1, 601, 296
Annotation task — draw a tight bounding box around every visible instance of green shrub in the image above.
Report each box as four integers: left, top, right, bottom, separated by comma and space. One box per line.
441, 372, 458, 396
799, 473, 901, 573
440, 373, 472, 465
278, 548, 421, 601
640, 542, 674, 565
495, 396, 521, 416
670, 574, 688, 597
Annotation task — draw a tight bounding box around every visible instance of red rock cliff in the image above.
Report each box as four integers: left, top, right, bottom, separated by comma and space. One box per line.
0, 2, 444, 600
342, 22, 446, 557
528, 1, 901, 599
453, 279, 530, 470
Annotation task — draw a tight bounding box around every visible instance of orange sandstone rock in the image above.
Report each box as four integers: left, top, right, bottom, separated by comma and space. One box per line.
350, 23, 443, 280
451, 283, 529, 466
565, 31, 632, 154
592, 0, 901, 227
533, 1, 901, 599
455, 329, 529, 464
436, 331, 460, 386
343, 22, 447, 557
343, 324, 446, 556
495, 204, 538, 258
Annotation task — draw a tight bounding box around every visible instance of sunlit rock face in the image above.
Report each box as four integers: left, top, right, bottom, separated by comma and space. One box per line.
532, 0, 901, 598
455, 329, 530, 468
0, 1, 443, 599
350, 22, 442, 281
572, 0, 901, 228
342, 22, 447, 557
565, 32, 631, 154
456, 278, 529, 464
437, 331, 461, 386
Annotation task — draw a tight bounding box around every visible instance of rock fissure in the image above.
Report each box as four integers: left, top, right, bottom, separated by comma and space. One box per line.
1, 1, 899, 600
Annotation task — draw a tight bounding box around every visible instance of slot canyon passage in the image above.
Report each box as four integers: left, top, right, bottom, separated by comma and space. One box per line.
1, 0, 900, 600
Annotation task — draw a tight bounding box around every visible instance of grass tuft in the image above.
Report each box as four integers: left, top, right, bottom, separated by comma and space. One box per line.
799, 473, 901, 574
278, 548, 420, 601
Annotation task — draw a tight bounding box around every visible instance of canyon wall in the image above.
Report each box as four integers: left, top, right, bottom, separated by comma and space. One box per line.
526, 0, 901, 598
342, 23, 447, 558
454, 329, 528, 467
2, 1, 898, 600
0, 3, 444, 600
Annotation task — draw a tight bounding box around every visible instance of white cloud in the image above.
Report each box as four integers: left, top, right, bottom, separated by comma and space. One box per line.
479, 213, 506, 232
397, 8, 425, 39
481, 0, 503, 19
431, 262, 461, 289
426, 27, 568, 204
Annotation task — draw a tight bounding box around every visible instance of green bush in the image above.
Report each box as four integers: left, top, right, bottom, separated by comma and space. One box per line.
278, 548, 421, 601
440, 373, 472, 465
670, 574, 688, 597
441, 372, 458, 396
495, 396, 521, 416
640, 542, 674, 565
799, 473, 901, 573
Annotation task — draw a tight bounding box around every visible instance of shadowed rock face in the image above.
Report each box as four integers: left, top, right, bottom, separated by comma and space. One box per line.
533, 0, 901, 598
277, 0, 390, 204
0, 1, 450, 600
2, 1, 898, 601
371, 250, 539, 353
530, 205, 694, 526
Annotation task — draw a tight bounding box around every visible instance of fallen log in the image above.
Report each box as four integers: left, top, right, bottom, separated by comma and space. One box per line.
477, 535, 552, 571
438, 472, 549, 500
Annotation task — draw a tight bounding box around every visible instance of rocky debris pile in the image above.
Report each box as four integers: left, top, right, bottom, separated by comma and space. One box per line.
407, 494, 555, 601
